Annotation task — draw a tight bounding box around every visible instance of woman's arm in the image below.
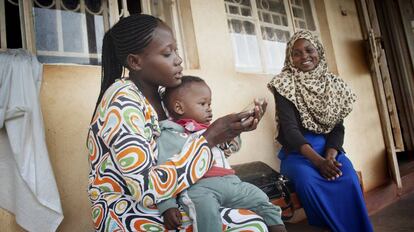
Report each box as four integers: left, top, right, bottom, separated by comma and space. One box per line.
275, 92, 309, 150
100, 88, 263, 207
325, 120, 345, 160
100, 91, 214, 207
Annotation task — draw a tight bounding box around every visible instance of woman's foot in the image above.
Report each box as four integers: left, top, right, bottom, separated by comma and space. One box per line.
268, 224, 287, 232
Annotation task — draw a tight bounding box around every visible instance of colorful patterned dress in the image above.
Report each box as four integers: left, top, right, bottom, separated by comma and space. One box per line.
87, 79, 267, 231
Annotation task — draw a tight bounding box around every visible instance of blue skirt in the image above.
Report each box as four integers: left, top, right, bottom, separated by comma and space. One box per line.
279, 133, 373, 232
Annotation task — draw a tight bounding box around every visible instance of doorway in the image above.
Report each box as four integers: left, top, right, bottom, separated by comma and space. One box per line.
356, 0, 414, 188
374, 0, 414, 177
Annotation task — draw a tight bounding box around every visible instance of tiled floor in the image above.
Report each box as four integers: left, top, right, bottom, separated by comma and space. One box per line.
284, 192, 414, 232
370, 192, 414, 232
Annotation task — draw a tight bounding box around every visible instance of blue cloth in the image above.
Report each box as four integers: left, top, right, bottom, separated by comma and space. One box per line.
279, 132, 373, 232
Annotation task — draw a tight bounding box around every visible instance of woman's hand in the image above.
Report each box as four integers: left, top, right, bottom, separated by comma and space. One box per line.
162, 208, 182, 230
325, 148, 338, 160
203, 111, 252, 148
315, 157, 342, 181
300, 144, 342, 180
244, 98, 268, 131
203, 99, 267, 148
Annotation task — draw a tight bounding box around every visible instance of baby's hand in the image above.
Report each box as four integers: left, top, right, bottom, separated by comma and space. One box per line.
253, 98, 267, 119
162, 207, 182, 230
240, 98, 267, 124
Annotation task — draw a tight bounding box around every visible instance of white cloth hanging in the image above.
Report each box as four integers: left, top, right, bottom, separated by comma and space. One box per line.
0, 49, 63, 232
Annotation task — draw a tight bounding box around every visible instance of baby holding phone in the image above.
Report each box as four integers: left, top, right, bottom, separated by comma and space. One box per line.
157, 75, 286, 232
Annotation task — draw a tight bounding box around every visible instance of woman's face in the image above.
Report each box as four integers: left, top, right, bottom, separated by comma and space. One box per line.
291, 38, 320, 72
137, 23, 183, 88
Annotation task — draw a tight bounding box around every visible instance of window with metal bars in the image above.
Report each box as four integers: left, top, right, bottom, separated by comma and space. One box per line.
224, 0, 319, 74
0, 0, 198, 68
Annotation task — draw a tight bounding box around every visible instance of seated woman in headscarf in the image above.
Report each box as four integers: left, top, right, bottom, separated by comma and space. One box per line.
267, 30, 374, 232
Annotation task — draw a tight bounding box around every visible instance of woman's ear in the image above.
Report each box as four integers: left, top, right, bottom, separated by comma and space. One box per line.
127, 54, 142, 71
174, 101, 185, 115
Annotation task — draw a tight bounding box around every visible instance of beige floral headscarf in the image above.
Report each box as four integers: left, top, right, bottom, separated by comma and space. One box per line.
267, 30, 356, 134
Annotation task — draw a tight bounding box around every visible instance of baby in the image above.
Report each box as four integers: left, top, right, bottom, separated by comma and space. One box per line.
157, 75, 286, 232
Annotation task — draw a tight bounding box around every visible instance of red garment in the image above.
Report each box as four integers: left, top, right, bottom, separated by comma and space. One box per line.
175, 119, 235, 178
203, 166, 235, 177
175, 119, 208, 133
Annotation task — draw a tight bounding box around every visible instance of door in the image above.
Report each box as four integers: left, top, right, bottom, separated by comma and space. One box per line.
355, 0, 402, 188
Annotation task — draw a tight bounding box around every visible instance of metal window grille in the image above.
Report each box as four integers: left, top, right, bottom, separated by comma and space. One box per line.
224, 0, 319, 74
0, 0, 193, 67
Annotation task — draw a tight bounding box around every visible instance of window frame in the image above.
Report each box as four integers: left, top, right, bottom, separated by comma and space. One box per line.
224, 0, 320, 74
0, 0, 196, 68
0, 0, 7, 50
142, 0, 199, 69
33, 0, 110, 61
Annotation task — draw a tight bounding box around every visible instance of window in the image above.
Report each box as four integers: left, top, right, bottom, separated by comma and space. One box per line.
0, 0, 22, 50
32, 0, 108, 65
0, 0, 198, 67
146, 0, 199, 69
224, 0, 318, 74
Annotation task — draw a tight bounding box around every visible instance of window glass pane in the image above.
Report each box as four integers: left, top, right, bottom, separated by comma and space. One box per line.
86, 0, 102, 12
256, 0, 290, 43
62, 11, 84, 53
35, 0, 54, 7
262, 12, 271, 23
225, 0, 262, 72
230, 19, 243, 33
261, 26, 289, 42
230, 32, 261, 72
264, 39, 286, 73
229, 5, 239, 15
241, 7, 251, 16
117, 0, 142, 18
33, 0, 108, 65
225, 0, 318, 74
62, 0, 79, 10
282, 15, 288, 26
244, 21, 256, 35
257, 0, 288, 26
225, 0, 252, 18
34, 7, 59, 51
255, 0, 290, 73
292, 7, 304, 19
272, 14, 281, 25
291, 0, 316, 31
5, 0, 22, 48
91, 14, 104, 54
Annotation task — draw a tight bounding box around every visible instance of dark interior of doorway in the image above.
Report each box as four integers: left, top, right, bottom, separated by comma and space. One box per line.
398, 151, 414, 176
375, 0, 414, 177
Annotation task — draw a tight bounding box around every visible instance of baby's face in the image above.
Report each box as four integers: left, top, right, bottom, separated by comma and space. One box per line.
179, 82, 213, 124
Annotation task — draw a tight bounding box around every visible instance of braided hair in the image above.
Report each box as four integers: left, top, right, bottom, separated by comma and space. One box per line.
94, 14, 161, 114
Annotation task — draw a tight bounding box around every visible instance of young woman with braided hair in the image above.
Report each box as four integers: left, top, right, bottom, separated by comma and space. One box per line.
87, 14, 268, 231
